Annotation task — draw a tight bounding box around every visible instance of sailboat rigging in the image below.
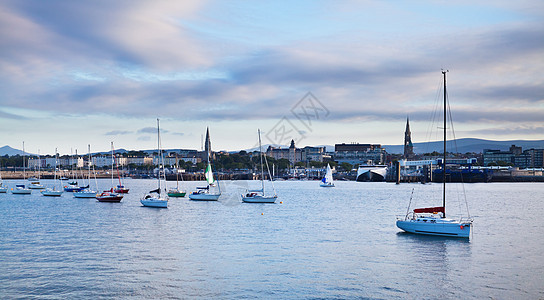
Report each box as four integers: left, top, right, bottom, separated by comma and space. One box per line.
168, 154, 186, 197
96, 142, 123, 202
189, 127, 221, 201
74, 145, 98, 198
12, 142, 32, 194
396, 70, 473, 238
141, 118, 169, 208
241, 129, 277, 203
41, 148, 63, 197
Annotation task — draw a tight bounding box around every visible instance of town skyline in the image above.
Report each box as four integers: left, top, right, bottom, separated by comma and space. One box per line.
1, 1, 543, 153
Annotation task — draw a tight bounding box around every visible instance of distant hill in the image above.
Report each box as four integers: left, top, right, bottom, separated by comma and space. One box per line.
0, 145, 37, 156
383, 138, 544, 154
3, 139, 543, 156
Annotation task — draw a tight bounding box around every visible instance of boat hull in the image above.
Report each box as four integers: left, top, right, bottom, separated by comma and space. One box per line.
189, 193, 220, 201
241, 195, 277, 203
396, 219, 472, 238
12, 188, 32, 194
41, 190, 63, 197
356, 166, 388, 182
167, 190, 186, 197
96, 191, 123, 202
320, 183, 335, 187
140, 198, 168, 208
29, 184, 45, 189
0, 187, 7, 193
74, 191, 98, 198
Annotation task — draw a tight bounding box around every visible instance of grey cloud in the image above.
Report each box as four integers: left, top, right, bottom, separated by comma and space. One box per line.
105, 130, 132, 136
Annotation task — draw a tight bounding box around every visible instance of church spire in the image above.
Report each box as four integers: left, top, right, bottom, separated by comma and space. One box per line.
404, 117, 414, 159
205, 127, 212, 163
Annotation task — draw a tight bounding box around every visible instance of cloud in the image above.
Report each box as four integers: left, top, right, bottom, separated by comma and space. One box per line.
0, 0, 543, 148
105, 130, 132, 136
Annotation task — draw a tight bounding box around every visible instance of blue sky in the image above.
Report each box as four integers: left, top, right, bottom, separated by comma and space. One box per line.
1, 1, 543, 155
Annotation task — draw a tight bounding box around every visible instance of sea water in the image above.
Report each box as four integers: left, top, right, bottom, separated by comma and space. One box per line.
0, 179, 542, 299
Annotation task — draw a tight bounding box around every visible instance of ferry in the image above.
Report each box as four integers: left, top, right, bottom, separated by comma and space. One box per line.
356, 164, 388, 182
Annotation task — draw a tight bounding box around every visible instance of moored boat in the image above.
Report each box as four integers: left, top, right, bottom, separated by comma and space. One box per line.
96, 189, 123, 202
42, 148, 63, 197
356, 164, 388, 182
97, 142, 123, 203
141, 119, 168, 208
241, 129, 277, 203
396, 70, 473, 238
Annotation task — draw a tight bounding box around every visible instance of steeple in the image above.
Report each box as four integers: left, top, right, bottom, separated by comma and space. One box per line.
403, 117, 414, 159
205, 127, 212, 162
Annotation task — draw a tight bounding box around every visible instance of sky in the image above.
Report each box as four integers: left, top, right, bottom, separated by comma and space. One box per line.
1, 0, 543, 155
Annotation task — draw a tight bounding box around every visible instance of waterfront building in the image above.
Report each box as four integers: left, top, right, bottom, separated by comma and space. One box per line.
334, 143, 386, 165
267, 140, 303, 165
266, 140, 325, 166
483, 149, 514, 166
302, 146, 326, 163
483, 145, 544, 168
126, 157, 153, 166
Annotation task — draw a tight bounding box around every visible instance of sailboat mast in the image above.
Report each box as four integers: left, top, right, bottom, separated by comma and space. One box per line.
442, 70, 447, 218
157, 118, 161, 191
259, 129, 265, 193
88, 144, 91, 184
111, 142, 114, 188
22, 141, 25, 180
54, 148, 58, 188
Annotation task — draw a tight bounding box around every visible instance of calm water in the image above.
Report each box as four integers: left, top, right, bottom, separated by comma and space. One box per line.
0, 179, 543, 299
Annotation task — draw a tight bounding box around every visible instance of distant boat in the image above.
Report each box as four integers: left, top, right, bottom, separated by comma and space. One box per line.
396, 71, 473, 238
189, 128, 221, 201
141, 119, 168, 208
64, 150, 84, 192
242, 129, 277, 203
167, 154, 186, 197
74, 145, 98, 198
113, 146, 129, 194
320, 163, 335, 187
29, 150, 45, 189
96, 142, 123, 203
42, 148, 63, 197
12, 142, 31, 195
356, 164, 388, 182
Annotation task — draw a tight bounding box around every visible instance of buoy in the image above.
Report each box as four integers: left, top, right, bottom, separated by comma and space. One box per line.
280, 201, 283, 204
460, 225, 464, 229
261, 213, 263, 215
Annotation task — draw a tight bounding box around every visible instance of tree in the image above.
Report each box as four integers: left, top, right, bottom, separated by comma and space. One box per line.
340, 162, 353, 171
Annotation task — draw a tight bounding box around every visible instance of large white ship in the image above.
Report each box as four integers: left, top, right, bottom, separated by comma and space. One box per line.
356, 164, 388, 182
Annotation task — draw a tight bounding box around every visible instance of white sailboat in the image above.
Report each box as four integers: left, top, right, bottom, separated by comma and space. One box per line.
42, 148, 63, 197
242, 129, 277, 203
12, 142, 32, 195
74, 145, 98, 198
29, 150, 45, 189
189, 163, 222, 201
396, 70, 473, 238
141, 119, 169, 208
189, 128, 221, 201
167, 154, 186, 197
320, 163, 335, 187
